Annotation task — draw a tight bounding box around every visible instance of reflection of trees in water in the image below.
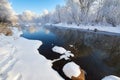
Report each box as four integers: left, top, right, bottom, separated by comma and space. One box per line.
104, 40, 120, 76
29, 26, 37, 33
46, 26, 120, 76
66, 43, 92, 57
47, 27, 93, 57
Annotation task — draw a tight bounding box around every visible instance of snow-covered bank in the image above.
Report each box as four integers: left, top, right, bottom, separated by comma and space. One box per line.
46, 23, 120, 34
0, 28, 64, 80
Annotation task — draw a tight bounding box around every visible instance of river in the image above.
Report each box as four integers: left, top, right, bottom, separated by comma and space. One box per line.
21, 26, 120, 80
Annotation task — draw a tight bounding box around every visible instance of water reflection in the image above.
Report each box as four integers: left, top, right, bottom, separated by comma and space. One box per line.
22, 27, 63, 60
45, 26, 120, 79
29, 26, 38, 33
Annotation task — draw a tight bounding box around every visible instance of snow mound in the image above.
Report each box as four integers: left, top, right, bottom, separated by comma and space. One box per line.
62, 62, 81, 79
102, 75, 120, 80
52, 46, 67, 54
52, 46, 74, 60
60, 51, 74, 60
69, 45, 73, 47
65, 51, 74, 57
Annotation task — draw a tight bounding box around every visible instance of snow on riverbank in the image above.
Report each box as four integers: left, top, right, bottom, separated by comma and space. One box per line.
46, 23, 120, 34
0, 28, 64, 80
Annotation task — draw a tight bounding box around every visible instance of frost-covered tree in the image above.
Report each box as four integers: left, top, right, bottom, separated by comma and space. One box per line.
18, 10, 36, 23
0, 0, 18, 25
87, 0, 104, 24
40, 10, 50, 24
31, 0, 120, 27
64, 0, 96, 24
54, 5, 62, 23
100, 0, 120, 26
65, 0, 81, 24
60, 6, 72, 24
77, 0, 95, 23
18, 10, 44, 26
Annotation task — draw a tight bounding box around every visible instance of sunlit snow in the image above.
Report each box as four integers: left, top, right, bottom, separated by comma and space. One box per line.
62, 62, 81, 79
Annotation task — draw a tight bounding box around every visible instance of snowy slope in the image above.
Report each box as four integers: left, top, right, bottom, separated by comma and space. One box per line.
0, 28, 64, 80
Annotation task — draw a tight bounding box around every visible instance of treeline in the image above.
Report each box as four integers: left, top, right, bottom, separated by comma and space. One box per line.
1, 0, 120, 27
39, 0, 120, 26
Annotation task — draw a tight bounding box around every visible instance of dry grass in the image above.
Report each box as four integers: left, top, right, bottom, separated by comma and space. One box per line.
0, 23, 13, 36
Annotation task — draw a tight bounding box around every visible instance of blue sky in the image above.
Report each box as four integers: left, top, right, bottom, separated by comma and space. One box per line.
9, 0, 65, 14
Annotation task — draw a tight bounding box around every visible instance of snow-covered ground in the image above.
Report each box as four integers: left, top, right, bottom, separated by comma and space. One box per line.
0, 28, 64, 80
46, 23, 120, 34
0, 27, 120, 80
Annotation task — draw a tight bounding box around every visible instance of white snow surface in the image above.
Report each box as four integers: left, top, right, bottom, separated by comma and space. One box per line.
52, 46, 74, 60
46, 23, 120, 34
52, 46, 67, 54
0, 28, 64, 80
102, 75, 120, 80
62, 62, 81, 79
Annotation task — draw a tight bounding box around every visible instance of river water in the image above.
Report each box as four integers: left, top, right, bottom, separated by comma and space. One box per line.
21, 26, 120, 80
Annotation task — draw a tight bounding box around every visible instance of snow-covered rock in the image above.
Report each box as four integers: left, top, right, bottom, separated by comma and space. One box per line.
52, 46, 67, 54
69, 45, 74, 47
64, 51, 74, 58
52, 46, 74, 60
62, 62, 81, 79
102, 75, 120, 80
59, 51, 74, 60
61, 51, 74, 60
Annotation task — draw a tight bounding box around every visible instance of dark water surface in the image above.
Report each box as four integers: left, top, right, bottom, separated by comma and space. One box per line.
21, 26, 120, 80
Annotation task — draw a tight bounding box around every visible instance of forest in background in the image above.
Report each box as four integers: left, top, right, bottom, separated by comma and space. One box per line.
1, 0, 120, 27
19, 0, 120, 27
